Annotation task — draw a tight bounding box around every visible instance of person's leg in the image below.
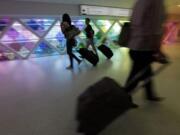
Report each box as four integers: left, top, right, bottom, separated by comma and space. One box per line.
66, 40, 73, 69
126, 50, 154, 93
69, 39, 81, 65
125, 50, 144, 93
71, 52, 81, 64
130, 51, 163, 101
89, 38, 98, 56
86, 38, 90, 49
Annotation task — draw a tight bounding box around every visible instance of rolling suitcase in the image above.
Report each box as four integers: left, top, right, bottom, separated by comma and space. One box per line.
78, 48, 99, 66
76, 63, 169, 135
76, 77, 135, 135
98, 45, 113, 59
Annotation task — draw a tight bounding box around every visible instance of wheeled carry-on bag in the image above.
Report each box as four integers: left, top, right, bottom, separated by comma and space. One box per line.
78, 48, 99, 66
98, 44, 113, 59
76, 63, 169, 135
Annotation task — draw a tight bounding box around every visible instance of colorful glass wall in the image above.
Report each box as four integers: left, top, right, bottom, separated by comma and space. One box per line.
0, 17, 126, 61
163, 22, 180, 45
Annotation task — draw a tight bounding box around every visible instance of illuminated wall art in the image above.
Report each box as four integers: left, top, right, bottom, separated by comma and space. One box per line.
72, 20, 85, 31
96, 20, 114, 33
0, 18, 11, 35
21, 19, 55, 37
31, 41, 58, 57
0, 21, 39, 58
163, 22, 179, 44
0, 45, 16, 61
105, 22, 122, 48
45, 21, 66, 54
0, 17, 131, 61
107, 22, 121, 41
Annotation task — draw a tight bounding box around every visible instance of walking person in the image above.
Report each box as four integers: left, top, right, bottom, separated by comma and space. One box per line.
84, 18, 98, 56
125, 0, 167, 101
61, 13, 81, 69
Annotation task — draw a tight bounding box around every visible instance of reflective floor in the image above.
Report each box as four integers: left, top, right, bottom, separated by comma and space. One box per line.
0, 45, 180, 135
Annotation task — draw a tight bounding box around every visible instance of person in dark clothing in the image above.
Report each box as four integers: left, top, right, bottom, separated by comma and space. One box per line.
61, 13, 81, 69
84, 18, 98, 56
125, 0, 167, 101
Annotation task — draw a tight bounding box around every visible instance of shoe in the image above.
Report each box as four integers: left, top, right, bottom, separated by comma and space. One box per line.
66, 65, 73, 70
131, 103, 139, 108
153, 52, 169, 64
78, 60, 82, 65
147, 97, 165, 102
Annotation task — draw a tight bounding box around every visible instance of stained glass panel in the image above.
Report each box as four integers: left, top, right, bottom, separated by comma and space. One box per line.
0, 21, 39, 58
0, 45, 16, 61
107, 22, 121, 41
96, 20, 114, 33
21, 18, 55, 37
45, 21, 66, 54
31, 41, 58, 57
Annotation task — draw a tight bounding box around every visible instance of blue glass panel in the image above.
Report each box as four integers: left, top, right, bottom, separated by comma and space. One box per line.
31, 41, 58, 57
21, 18, 55, 36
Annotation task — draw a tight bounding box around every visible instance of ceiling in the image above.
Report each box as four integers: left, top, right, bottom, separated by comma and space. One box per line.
14, 0, 180, 14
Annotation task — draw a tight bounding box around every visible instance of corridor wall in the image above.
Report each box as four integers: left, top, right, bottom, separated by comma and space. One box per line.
0, 17, 128, 61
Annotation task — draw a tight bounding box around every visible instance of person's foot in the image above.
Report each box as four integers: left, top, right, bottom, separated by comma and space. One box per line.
147, 97, 165, 102
66, 65, 73, 70
78, 60, 82, 65
153, 52, 169, 64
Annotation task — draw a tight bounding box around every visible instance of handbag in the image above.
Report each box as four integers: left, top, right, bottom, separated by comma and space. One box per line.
66, 25, 81, 39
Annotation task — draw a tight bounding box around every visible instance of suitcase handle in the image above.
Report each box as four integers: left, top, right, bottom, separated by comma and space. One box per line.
125, 62, 170, 91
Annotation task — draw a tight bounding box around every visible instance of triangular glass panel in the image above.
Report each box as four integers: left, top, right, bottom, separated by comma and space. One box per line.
31, 41, 59, 58
95, 20, 114, 33
0, 45, 17, 61
21, 18, 55, 37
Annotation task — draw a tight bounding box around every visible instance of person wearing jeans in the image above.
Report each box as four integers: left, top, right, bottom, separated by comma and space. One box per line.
61, 13, 81, 69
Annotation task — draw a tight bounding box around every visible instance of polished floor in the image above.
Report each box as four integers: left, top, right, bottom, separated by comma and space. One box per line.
0, 45, 180, 135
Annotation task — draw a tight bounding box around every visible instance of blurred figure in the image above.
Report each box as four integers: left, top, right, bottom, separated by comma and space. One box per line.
125, 0, 167, 101
84, 18, 98, 56
61, 13, 81, 69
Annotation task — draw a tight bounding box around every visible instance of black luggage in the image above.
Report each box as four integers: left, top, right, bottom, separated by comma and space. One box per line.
76, 77, 135, 135
78, 48, 99, 66
118, 22, 131, 47
76, 63, 169, 135
98, 45, 113, 59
